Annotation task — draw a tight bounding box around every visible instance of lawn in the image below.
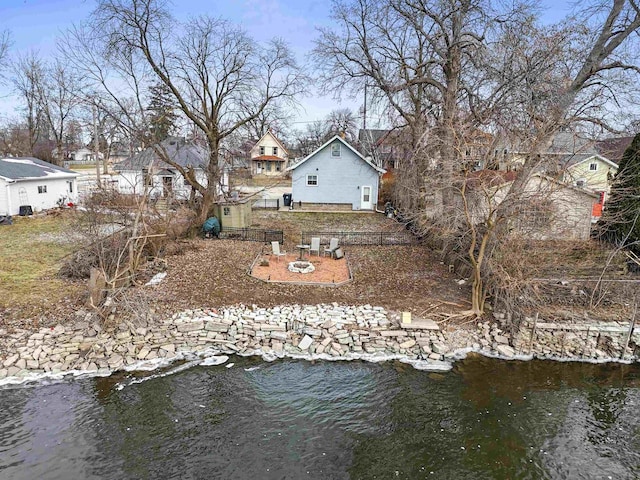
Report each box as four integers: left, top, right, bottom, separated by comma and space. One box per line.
0, 211, 83, 324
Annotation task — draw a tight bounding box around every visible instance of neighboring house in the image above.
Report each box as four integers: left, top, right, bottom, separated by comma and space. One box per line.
55, 147, 105, 165
288, 135, 386, 211
358, 128, 390, 158
115, 137, 227, 200
464, 170, 598, 241
494, 130, 598, 172
250, 130, 289, 176
559, 153, 618, 192
0, 157, 79, 216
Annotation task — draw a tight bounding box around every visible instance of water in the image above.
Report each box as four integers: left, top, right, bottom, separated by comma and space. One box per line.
1, 355, 639, 479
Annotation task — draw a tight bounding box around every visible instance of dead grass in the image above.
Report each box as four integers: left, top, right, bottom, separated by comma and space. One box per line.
139, 211, 469, 318
0, 210, 84, 323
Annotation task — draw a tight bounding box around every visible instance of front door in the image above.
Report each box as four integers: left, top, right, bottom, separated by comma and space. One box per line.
360, 185, 372, 210
162, 176, 173, 197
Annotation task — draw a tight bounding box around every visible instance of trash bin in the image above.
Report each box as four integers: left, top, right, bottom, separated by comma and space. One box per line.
19, 205, 33, 216
283, 193, 292, 207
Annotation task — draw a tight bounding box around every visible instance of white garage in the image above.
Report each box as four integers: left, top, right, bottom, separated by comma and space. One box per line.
0, 157, 79, 216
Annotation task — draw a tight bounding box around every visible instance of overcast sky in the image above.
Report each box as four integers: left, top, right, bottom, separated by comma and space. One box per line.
0, 0, 574, 131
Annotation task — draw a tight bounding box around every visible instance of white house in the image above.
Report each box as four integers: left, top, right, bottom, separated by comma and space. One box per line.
250, 130, 289, 176
115, 137, 227, 200
287, 135, 385, 211
0, 157, 79, 216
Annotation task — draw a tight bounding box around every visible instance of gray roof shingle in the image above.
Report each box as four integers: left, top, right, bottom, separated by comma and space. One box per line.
0, 157, 78, 180
115, 137, 209, 171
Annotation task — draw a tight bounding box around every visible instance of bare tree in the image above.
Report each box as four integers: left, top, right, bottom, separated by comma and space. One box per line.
325, 108, 358, 141
11, 52, 48, 156
67, 0, 306, 223
0, 30, 10, 82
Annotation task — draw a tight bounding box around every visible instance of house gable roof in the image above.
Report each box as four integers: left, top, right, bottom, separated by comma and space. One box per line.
287, 135, 386, 174
0, 157, 79, 181
560, 153, 618, 170
254, 130, 288, 155
115, 137, 208, 171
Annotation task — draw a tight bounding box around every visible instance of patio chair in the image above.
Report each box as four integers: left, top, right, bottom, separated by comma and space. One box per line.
309, 237, 321, 256
324, 237, 339, 258
271, 241, 286, 262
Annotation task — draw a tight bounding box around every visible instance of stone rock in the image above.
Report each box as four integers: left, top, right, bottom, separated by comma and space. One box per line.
177, 320, 204, 333
431, 342, 448, 354
298, 335, 313, 351
160, 344, 176, 354
399, 339, 416, 349
137, 347, 150, 360
494, 335, 510, 345
15, 358, 26, 370
26, 359, 39, 369
3, 354, 19, 368
497, 345, 516, 358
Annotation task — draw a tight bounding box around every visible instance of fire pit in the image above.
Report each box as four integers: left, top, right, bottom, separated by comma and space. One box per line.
288, 261, 315, 274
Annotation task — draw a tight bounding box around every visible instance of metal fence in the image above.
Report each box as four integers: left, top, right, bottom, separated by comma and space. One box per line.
219, 226, 284, 243
301, 230, 416, 246
252, 198, 280, 210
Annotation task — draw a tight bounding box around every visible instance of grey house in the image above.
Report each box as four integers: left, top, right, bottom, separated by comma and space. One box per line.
288, 135, 385, 211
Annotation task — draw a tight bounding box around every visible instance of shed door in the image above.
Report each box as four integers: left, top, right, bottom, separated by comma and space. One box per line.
360, 186, 372, 210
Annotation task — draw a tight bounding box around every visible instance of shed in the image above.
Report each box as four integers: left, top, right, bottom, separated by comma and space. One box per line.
214, 199, 252, 229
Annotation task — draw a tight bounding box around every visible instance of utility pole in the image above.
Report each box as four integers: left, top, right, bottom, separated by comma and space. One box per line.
93, 104, 101, 188
363, 83, 367, 132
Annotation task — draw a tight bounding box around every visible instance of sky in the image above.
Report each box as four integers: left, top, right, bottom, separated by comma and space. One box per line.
0, 0, 574, 132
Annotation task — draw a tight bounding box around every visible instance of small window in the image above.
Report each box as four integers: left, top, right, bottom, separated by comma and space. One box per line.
273, 147, 278, 156
259, 146, 265, 155
223, 207, 231, 216
589, 162, 598, 171
331, 143, 341, 157
276, 163, 281, 172
576, 179, 586, 187
38, 185, 47, 194
307, 174, 318, 186
67, 181, 73, 193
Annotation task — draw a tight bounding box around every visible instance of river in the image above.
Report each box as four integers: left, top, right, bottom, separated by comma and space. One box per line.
0, 355, 639, 479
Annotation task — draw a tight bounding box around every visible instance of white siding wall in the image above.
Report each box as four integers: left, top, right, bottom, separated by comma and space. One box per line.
116, 169, 226, 199
0, 177, 78, 216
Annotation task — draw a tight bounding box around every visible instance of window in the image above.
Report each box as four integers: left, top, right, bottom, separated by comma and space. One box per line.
38, 185, 47, 194
273, 147, 278, 156
576, 179, 586, 187
259, 146, 265, 155
223, 207, 231, 216
266, 162, 272, 172
331, 143, 341, 157
589, 162, 598, 171
306, 174, 318, 186
67, 181, 73, 193
276, 163, 281, 172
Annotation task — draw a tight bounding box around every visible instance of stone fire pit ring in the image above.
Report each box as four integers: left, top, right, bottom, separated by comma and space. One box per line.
288, 261, 315, 274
